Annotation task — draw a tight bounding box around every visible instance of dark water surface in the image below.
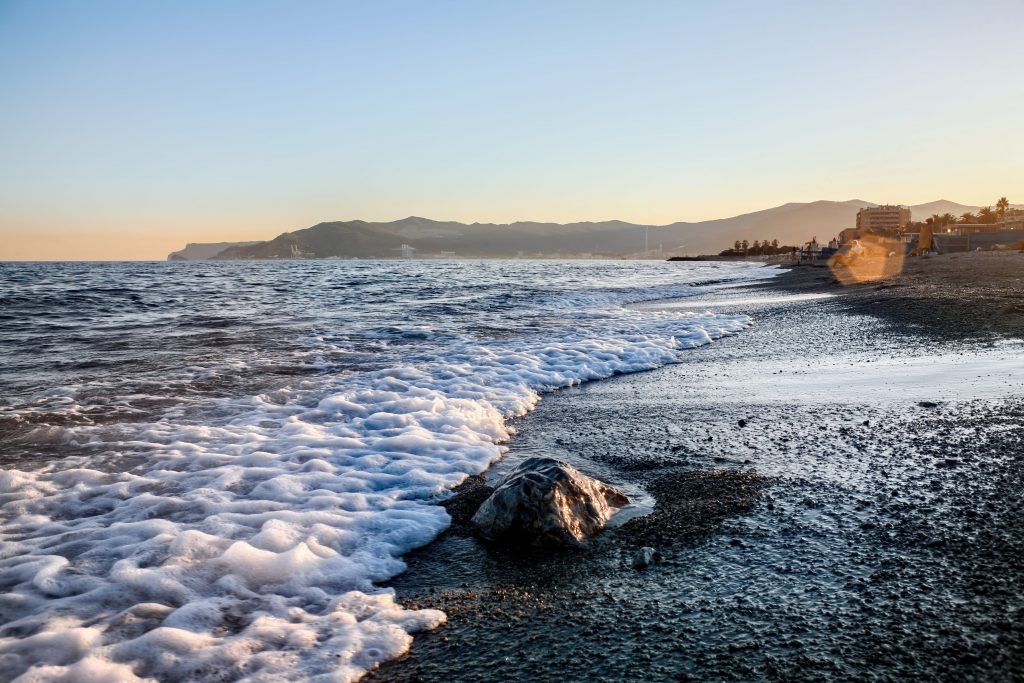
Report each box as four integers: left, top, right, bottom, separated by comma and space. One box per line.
0, 260, 771, 465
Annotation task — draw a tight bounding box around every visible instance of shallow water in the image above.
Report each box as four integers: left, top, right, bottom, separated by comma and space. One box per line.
0, 259, 776, 682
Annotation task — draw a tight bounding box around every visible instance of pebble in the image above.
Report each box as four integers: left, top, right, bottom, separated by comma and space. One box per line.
631, 547, 656, 569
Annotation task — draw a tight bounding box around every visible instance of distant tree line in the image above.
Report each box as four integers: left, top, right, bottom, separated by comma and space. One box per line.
718, 238, 795, 257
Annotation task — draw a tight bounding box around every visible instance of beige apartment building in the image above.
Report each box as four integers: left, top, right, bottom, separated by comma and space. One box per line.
855, 205, 912, 232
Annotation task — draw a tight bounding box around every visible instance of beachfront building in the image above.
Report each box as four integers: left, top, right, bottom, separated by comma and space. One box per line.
956, 218, 1024, 235
838, 228, 861, 245
856, 205, 912, 232
901, 230, 920, 245
799, 237, 823, 260
932, 217, 1024, 253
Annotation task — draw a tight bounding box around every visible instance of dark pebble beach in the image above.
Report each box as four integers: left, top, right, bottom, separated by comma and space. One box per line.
369, 254, 1024, 682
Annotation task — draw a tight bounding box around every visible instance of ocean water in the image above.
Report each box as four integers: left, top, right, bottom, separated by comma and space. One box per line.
0, 259, 775, 682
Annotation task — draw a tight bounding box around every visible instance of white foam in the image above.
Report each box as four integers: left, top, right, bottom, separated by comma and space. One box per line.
0, 268, 770, 681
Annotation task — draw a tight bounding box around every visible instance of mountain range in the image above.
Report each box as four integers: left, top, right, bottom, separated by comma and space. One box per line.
167, 200, 1004, 260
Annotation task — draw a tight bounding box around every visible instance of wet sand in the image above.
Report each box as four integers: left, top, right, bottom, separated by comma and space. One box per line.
368, 261, 1024, 682
768, 250, 1024, 340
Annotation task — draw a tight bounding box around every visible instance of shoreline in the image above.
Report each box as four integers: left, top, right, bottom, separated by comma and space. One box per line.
761, 251, 1024, 340
367, 261, 1024, 682
0, 260, 776, 683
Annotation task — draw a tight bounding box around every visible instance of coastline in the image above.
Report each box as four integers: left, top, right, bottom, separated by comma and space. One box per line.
368, 257, 1024, 682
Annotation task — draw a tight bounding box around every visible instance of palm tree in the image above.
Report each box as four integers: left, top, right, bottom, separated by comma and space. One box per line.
978, 207, 997, 224
940, 213, 956, 227
741, 239, 749, 253
996, 197, 1010, 219
734, 240, 742, 252
960, 212, 977, 223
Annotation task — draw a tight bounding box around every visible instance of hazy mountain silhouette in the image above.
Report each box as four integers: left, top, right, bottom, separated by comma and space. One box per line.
908, 199, 984, 217
167, 241, 262, 261
168, 200, 1006, 260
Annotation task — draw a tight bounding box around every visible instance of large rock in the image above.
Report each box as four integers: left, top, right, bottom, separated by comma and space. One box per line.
471, 456, 629, 546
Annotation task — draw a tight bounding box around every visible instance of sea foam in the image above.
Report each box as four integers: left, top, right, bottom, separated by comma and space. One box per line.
0, 263, 773, 682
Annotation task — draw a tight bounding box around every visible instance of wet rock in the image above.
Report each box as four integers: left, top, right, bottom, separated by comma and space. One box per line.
631, 547, 656, 569
471, 456, 629, 546
919, 401, 939, 408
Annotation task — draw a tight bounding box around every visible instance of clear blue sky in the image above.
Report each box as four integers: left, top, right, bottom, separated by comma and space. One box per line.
1, 0, 1022, 258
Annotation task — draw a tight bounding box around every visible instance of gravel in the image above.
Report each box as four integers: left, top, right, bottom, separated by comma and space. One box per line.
366, 269, 1024, 682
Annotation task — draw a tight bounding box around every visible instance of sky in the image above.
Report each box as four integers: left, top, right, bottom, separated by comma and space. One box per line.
1, 1, 1022, 260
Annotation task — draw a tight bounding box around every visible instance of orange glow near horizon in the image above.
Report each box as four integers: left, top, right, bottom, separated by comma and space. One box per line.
0, 230, 269, 262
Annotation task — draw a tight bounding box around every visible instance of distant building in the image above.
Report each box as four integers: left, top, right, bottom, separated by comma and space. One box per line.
800, 236, 822, 260
933, 227, 1024, 253
838, 228, 862, 245
856, 205, 911, 233
957, 218, 1024, 235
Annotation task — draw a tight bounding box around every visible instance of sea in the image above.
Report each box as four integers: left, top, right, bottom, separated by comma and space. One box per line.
0, 259, 776, 682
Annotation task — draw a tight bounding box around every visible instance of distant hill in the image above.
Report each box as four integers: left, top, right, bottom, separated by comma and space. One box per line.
908, 200, 983, 217
167, 241, 261, 261
168, 200, 1016, 260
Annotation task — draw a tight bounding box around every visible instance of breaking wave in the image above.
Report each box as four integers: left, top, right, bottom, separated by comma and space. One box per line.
0, 259, 776, 682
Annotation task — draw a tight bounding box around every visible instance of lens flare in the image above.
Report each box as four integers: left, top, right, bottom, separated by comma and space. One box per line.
829, 236, 905, 284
